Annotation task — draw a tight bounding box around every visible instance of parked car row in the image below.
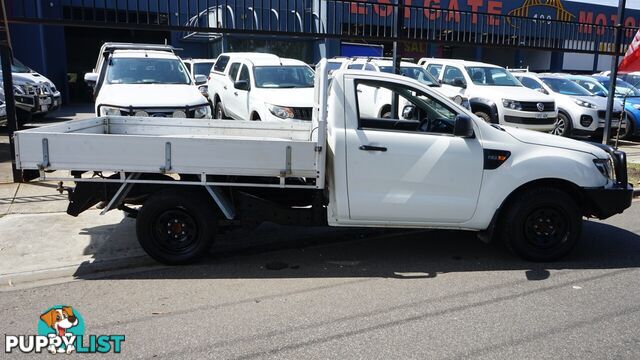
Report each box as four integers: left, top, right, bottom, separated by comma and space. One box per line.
52, 42, 637, 142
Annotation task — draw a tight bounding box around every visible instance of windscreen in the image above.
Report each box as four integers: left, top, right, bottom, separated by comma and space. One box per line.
0, 58, 32, 73
541, 78, 592, 96
465, 66, 520, 86
106, 58, 191, 85
600, 78, 640, 97
193, 62, 215, 76
253, 66, 315, 88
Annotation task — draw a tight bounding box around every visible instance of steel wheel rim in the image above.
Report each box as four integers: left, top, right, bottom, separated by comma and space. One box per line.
152, 208, 199, 254
524, 206, 569, 249
215, 104, 223, 119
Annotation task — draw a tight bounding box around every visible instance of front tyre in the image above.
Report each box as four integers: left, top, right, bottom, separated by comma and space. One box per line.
474, 111, 493, 123
214, 101, 226, 120
136, 190, 217, 265
501, 187, 582, 262
552, 113, 572, 137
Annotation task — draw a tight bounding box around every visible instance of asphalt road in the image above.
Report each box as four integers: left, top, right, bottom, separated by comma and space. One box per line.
1, 201, 639, 359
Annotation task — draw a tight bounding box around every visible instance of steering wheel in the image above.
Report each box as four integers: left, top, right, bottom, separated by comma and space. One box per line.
429, 118, 455, 133
418, 117, 431, 132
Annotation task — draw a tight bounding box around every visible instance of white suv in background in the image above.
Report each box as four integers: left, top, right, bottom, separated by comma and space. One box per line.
208, 52, 315, 122
418, 58, 557, 132
512, 71, 624, 137
84, 43, 210, 119
182, 58, 216, 102
345, 57, 471, 112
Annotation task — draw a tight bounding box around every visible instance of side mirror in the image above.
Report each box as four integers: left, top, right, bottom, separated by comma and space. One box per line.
84, 72, 98, 87
595, 90, 607, 97
453, 114, 475, 138
402, 104, 416, 119
194, 74, 207, 85
535, 87, 548, 95
453, 78, 467, 89
234, 80, 249, 91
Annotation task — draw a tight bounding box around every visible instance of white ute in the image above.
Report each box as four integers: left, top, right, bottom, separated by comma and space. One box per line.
84, 43, 211, 119
419, 58, 557, 131
13, 60, 633, 265
208, 52, 315, 122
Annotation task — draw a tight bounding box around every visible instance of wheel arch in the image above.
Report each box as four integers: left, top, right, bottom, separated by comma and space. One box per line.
469, 98, 499, 123
480, 178, 587, 243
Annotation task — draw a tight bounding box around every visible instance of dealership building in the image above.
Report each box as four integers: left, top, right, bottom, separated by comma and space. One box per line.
8, 0, 640, 103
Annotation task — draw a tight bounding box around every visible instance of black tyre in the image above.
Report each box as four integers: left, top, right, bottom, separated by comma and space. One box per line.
136, 190, 217, 265
619, 115, 635, 140
500, 187, 582, 262
552, 113, 572, 137
474, 111, 492, 123
214, 101, 226, 120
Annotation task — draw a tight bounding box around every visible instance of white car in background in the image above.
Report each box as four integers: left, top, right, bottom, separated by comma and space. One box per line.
1, 57, 61, 121
512, 71, 624, 137
182, 58, 216, 101
84, 43, 210, 119
343, 57, 471, 117
418, 58, 557, 132
208, 52, 315, 122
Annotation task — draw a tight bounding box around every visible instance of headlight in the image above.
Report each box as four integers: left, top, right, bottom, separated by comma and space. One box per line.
193, 105, 210, 119
593, 158, 614, 180
172, 110, 187, 118
574, 99, 597, 109
268, 104, 295, 119
100, 106, 122, 116
502, 99, 522, 111
13, 83, 34, 95
632, 104, 640, 110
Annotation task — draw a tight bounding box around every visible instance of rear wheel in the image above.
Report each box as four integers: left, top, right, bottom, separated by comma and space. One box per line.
552, 113, 572, 137
500, 187, 582, 262
136, 190, 217, 265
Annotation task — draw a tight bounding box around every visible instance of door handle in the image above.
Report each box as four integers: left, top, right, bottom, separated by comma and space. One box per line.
223, 85, 227, 90
359, 145, 387, 152
234, 91, 238, 96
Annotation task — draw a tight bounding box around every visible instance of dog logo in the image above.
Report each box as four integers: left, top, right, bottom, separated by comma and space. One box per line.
5, 305, 124, 354
39, 306, 80, 354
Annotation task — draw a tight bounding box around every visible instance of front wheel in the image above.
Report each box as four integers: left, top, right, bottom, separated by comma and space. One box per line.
136, 190, 217, 265
619, 116, 636, 140
551, 113, 572, 137
214, 101, 226, 120
474, 111, 492, 123
500, 187, 582, 262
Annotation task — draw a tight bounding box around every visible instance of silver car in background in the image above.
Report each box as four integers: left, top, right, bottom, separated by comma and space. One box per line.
512, 71, 623, 137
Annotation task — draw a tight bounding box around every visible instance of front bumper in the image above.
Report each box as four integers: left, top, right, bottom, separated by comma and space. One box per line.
501, 108, 557, 131
15, 92, 61, 114
583, 149, 634, 219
